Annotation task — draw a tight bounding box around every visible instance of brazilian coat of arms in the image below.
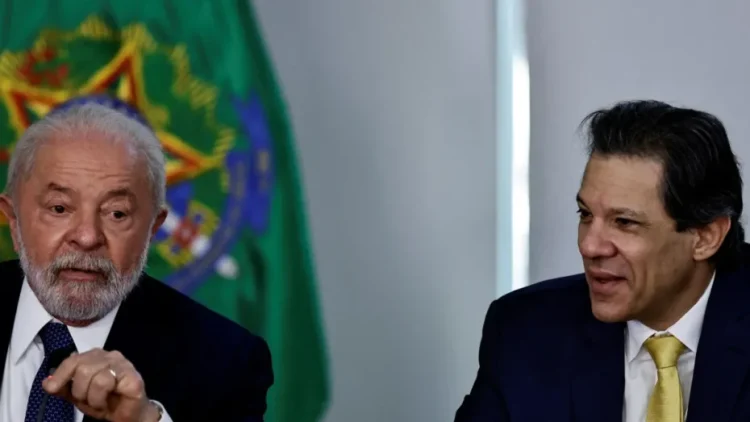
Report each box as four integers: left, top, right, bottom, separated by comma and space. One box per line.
0, 15, 274, 295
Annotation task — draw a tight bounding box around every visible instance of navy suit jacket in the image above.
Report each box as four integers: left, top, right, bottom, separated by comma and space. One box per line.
0, 259, 274, 422
455, 258, 750, 422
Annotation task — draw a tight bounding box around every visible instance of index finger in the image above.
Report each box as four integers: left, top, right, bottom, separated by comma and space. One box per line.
43, 352, 81, 393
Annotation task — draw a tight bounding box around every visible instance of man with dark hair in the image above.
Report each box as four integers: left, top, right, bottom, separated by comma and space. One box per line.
455, 100, 750, 422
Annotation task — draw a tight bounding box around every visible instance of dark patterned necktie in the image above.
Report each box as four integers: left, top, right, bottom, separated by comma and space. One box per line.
24, 322, 76, 422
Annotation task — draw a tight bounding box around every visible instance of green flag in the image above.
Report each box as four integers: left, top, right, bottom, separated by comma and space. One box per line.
0, 1, 329, 421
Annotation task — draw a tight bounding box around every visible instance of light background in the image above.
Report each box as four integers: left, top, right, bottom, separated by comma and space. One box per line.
254, 0, 750, 420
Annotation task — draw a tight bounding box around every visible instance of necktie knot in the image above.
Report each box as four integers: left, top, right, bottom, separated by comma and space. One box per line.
38, 322, 75, 357
644, 334, 685, 369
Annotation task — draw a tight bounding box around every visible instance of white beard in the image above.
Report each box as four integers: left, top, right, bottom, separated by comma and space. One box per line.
16, 223, 150, 323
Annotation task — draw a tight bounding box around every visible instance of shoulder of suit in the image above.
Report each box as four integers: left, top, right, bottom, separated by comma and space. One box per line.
0, 259, 24, 280
0, 259, 24, 295
132, 273, 267, 352
486, 273, 590, 326
498, 272, 588, 304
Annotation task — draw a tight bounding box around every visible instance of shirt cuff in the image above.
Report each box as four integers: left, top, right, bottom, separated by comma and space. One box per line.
149, 400, 172, 422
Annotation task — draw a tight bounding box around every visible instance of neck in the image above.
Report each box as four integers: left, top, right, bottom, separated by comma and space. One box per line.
640, 263, 714, 331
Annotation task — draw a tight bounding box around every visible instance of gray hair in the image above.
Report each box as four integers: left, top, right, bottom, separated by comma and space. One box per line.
6, 103, 166, 210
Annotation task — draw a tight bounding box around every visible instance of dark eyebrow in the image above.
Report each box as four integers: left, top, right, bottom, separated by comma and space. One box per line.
575, 194, 648, 220
611, 207, 649, 220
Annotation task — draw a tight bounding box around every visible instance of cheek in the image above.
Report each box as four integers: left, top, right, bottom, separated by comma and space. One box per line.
613, 240, 656, 294
17, 219, 65, 262
651, 237, 694, 286
619, 235, 687, 298
103, 229, 150, 270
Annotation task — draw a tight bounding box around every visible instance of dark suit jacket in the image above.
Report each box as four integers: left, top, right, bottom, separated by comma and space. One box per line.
455, 259, 750, 422
0, 259, 274, 422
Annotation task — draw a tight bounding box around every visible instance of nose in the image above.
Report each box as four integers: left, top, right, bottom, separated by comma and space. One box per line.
578, 220, 616, 259
66, 210, 105, 251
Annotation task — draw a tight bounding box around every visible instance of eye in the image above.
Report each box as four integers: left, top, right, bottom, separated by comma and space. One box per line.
576, 209, 592, 220
615, 217, 637, 227
111, 210, 128, 220
50, 205, 66, 214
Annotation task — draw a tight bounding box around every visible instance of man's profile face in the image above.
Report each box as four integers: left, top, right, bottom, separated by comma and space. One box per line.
0, 133, 166, 323
577, 154, 696, 327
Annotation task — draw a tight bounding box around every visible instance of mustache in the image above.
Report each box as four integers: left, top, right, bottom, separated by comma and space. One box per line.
46, 252, 117, 278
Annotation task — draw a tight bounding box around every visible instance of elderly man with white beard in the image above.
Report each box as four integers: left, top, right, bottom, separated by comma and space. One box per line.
0, 100, 274, 422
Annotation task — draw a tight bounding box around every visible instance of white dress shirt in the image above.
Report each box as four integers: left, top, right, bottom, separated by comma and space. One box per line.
0, 279, 171, 422
622, 275, 714, 422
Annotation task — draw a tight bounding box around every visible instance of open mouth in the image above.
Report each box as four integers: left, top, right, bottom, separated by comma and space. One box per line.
586, 271, 627, 296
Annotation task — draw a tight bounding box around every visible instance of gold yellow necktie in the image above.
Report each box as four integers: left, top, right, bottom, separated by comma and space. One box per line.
644, 334, 686, 422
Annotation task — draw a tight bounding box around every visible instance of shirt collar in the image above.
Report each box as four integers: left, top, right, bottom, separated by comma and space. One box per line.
10, 278, 120, 364
625, 272, 715, 363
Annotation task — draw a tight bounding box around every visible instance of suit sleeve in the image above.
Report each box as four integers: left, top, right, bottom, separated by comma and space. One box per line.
218, 335, 275, 421
454, 299, 510, 422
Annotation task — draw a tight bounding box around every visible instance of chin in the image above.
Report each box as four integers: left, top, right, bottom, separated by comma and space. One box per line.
54, 282, 104, 307
590, 301, 631, 323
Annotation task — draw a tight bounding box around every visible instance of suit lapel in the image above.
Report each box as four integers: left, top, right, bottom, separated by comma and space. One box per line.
686, 265, 750, 422
0, 261, 25, 383
570, 315, 625, 422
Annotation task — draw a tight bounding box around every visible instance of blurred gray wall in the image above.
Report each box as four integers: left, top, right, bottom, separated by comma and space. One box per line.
254, 1, 497, 421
